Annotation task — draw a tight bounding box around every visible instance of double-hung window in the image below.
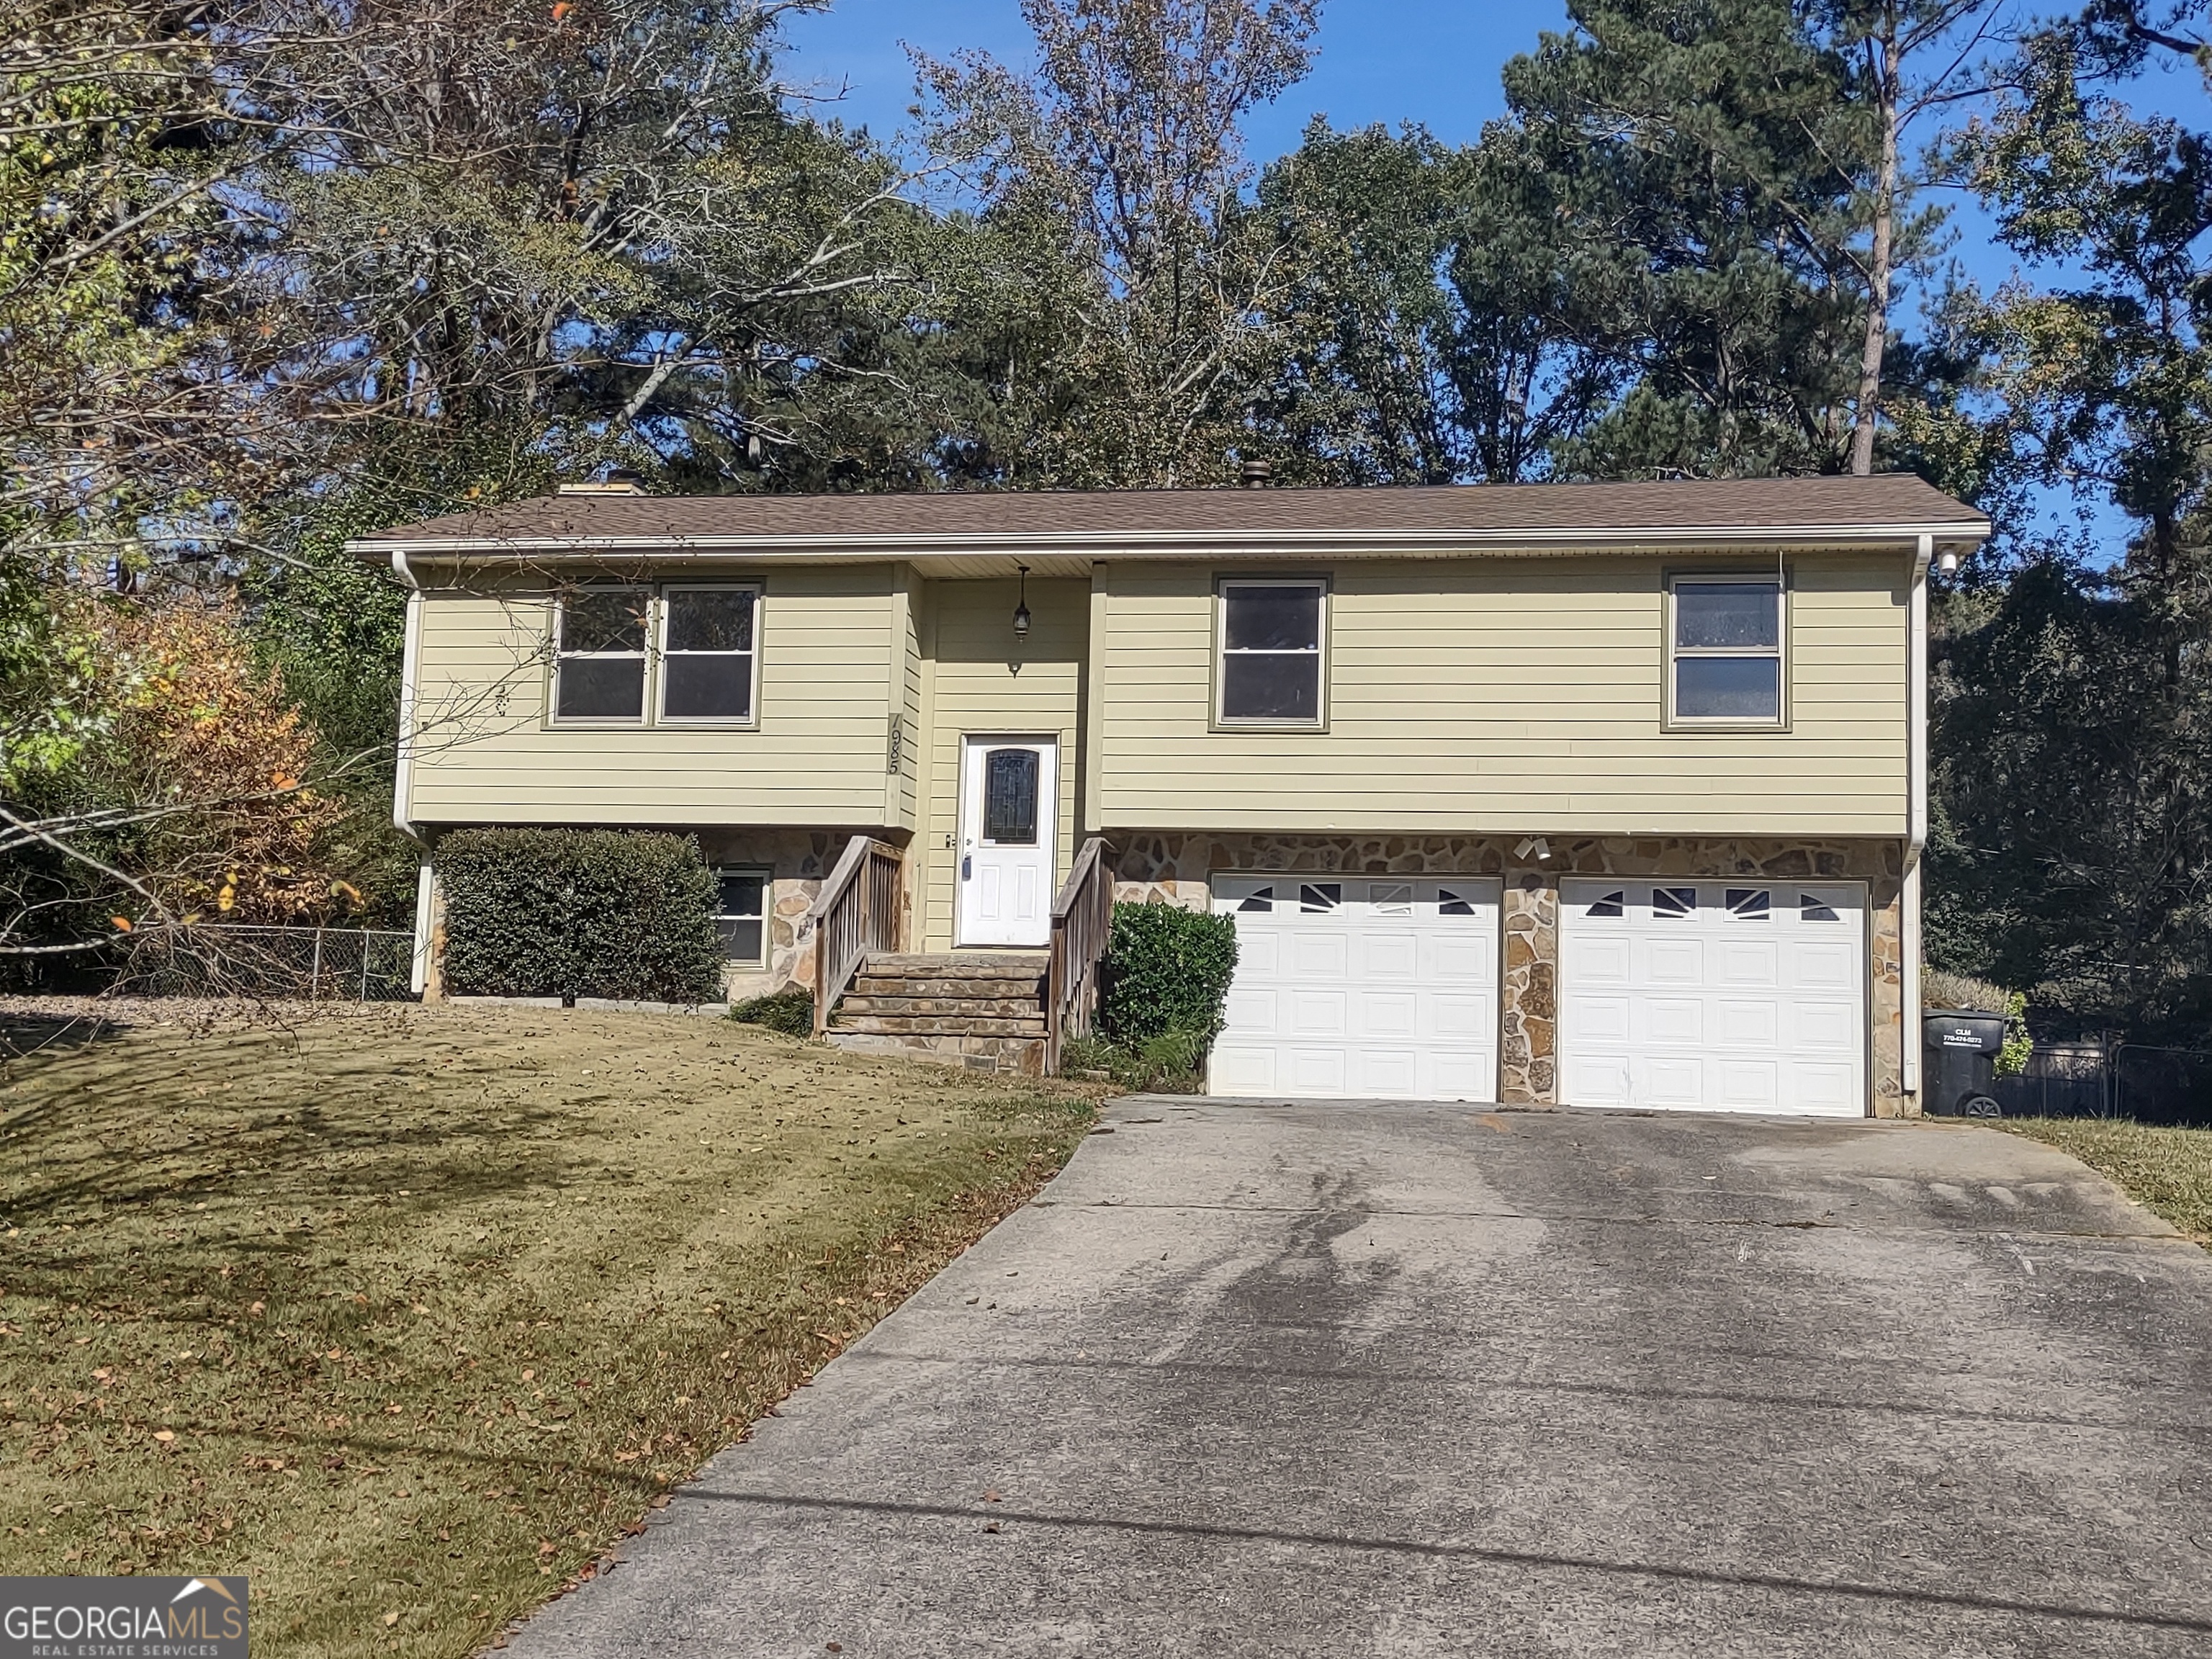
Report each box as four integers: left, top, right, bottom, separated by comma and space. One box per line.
660, 585, 759, 723
1670, 576, 1784, 725
711, 868, 770, 966
1218, 577, 1327, 727
553, 588, 649, 721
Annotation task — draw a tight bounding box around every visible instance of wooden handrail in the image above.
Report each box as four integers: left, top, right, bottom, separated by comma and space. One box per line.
1046, 837, 1115, 1075
809, 834, 904, 1036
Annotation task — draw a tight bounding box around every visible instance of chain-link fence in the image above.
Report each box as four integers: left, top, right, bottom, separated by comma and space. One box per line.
117, 925, 418, 1002
1992, 1041, 2212, 1125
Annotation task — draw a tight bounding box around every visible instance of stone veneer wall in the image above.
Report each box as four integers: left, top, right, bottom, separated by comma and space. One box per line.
691, 830, 912, 1002
1107, 832, 1910, 1117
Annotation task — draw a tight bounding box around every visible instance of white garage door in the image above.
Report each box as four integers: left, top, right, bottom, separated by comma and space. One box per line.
1210, 876, 1501, 1101
1559, 878, 1867, 1116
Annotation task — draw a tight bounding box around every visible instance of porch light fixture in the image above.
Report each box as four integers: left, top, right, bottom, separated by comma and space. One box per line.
1012, 564, 1032, 640
1514, 836, 1552, 861
1938, 549, 1960, 575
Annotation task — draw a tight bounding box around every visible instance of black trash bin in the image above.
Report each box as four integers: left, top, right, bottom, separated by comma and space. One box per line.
1924, 1009, 2008, 1118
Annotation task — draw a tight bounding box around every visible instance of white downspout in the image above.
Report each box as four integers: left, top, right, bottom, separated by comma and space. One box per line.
391, 552, 432, 994
392, 551, 424, 840
1902, 533, 1932, 1102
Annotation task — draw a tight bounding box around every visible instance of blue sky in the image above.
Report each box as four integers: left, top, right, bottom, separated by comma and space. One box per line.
778, 0, 2211, 297
780, 0, 1567, 156
779, 1, 2211, 544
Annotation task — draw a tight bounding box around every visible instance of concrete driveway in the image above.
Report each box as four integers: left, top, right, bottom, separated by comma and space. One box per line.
507, 1100, 2212, 1657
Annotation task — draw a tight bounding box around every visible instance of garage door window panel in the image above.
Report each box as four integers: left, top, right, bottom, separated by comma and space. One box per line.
1671, 578, 1784, 726
1218, 580, 1326, 727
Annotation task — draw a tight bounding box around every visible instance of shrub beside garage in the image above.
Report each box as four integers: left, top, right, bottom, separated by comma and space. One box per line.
436, 827, 725, 1004
1071, 902, 1239, 1087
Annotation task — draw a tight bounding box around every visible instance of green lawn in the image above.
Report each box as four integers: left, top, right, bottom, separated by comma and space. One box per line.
2002, 1115, 2212, 1243
0, 1004, 1097, 1658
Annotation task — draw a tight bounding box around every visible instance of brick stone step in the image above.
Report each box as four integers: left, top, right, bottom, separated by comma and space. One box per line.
826, 1030, 1045, 1076
832, 1013, 1047, 1038
863, 953, 1047, 981
850, 976, 1045, 1002
840, 994, 1043, 1019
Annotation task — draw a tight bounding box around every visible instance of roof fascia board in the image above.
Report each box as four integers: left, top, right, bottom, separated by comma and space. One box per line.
351, 520, 1990, 560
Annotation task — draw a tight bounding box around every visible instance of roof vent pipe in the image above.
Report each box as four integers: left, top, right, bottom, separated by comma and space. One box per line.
1240, 457, 1272, 487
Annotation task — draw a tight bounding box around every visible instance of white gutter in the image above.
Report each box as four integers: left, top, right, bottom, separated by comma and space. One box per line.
391, 551, 424, 841
1902, 533, 1933, 1100
347, 519, 1992, 562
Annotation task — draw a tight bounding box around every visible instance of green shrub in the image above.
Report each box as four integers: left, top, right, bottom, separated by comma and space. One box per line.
729, 986, 814, 1037
1056, 1030, 1206, 1092
1099, 902, 1238, 1050
436, 827, 724, 1004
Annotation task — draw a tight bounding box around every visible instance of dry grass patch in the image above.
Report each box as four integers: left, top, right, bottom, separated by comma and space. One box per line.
2002, 1115, 2212, 1244
0, 1002, 1100, 1658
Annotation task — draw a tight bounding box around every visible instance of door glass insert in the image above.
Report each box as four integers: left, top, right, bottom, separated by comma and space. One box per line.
1586, 890, 1626, 919
1370, 883, 1412, 914
1800, 894, 1840, 922
1725, 888, 1771, 920
981, 748, 1040, 845
1653, 886, 1696, 918
1439, 888, 1478, 917
1237, 885, 1275, 912
1299, 883, 1341, 913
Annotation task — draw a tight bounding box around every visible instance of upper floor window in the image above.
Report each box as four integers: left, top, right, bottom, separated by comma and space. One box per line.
660, 585, 759, 723
553, 588, 649, 721
1671, 576, 1784, 726
1218, 577, 1326, 727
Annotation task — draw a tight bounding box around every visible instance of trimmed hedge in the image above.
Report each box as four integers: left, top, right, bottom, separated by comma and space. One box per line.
436, 827, 724, 1004
1099, 901, 1238, 1049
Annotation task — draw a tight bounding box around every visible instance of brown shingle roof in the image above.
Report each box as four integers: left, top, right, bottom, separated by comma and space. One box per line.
351, 473, 1988, 553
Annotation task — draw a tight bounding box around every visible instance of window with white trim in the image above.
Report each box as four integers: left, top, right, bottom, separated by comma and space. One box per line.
1218, 578, 1326, 726
553, 588, 649, 721
1671, 577, 1784, 724
712, 868, 770, 966
660, 585, 759, 723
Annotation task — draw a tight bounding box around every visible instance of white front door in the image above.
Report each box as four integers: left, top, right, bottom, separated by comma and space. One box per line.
957, 737, 1058, 948
1558, 878, 1868, 1116
1209, 876, 1503, 1101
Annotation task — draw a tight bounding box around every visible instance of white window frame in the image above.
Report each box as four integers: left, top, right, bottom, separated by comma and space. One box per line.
550, 585, 652, 726
657, 583, 763, 727
1666, 573, 1788, 729
711, 865, 772, 967
1215, 575, 1329, 730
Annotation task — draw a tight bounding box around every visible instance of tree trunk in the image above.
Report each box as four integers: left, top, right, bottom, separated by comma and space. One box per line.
1851, 25, 1900, 477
